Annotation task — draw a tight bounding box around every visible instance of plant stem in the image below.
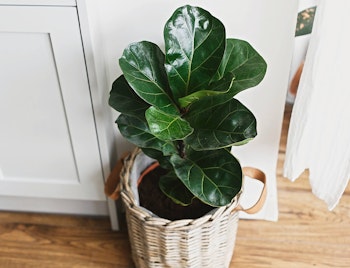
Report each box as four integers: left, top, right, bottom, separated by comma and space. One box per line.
177, 140, 185, 158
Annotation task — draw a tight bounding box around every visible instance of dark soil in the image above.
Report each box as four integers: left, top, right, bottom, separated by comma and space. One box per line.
138, 166, 213, 221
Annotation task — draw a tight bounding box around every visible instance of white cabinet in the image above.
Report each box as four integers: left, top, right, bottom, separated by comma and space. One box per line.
0, 1, 115, 223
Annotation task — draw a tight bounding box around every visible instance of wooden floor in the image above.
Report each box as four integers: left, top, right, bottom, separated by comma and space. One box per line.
1, 104, 349, 268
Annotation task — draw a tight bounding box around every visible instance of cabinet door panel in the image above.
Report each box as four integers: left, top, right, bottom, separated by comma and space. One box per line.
0, 32, 78, 182
0, 6, 105, 201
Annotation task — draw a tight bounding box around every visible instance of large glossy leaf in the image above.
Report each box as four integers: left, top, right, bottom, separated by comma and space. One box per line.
109, 75, 149, 116
185, 98, 256, 150
116, 114, 177, 155
164, 5, 226, 100
159, 171, 195, 206
145, 106, 193, 141
178, 72, 235, 108
119, 41, 179, 115
214, 39, 267, 96
170, 149, 242, 206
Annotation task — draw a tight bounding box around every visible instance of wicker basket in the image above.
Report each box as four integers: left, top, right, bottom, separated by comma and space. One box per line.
108, 148, 266, 268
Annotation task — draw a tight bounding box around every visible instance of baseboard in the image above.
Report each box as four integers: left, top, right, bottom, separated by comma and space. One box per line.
0, 195, 109, 216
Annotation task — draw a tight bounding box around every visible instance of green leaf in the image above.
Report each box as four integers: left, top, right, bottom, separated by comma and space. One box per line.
141, 148, 172, 169
145, 106, 193, 141
116, 114, 177, 155
185, 98, 256, 150
178, 90, 224, 108
159, 171, 195, 206
164, 5, 226, 100
215, 39, 267, 96
178, 72, 235, 108
170, 149, 242, 207
108, 75, 149, 116
119, 41, 178, 115
208, 72, 236, 92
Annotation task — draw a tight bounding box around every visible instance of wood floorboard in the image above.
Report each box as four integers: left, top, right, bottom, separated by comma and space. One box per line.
1, 103, 349, 267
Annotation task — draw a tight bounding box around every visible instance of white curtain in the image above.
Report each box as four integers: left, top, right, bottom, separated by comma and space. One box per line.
284, 0, 350, 209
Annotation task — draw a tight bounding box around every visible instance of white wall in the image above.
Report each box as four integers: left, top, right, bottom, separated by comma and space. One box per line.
89, 0, 298, 221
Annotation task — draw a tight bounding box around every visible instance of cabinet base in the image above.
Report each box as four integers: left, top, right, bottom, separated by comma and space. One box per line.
0, 196, 109, 216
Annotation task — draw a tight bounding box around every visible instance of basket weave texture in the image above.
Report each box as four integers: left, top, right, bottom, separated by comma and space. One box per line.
120, 148, 240, 268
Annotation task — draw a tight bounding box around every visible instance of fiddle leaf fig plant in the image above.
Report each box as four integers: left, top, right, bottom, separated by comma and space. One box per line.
109, 5, 267, 207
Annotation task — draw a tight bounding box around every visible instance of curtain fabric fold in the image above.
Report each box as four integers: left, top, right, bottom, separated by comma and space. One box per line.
284, 0, 350, 210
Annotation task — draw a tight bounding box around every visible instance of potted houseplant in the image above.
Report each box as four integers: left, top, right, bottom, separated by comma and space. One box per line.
107, 5, 267, 268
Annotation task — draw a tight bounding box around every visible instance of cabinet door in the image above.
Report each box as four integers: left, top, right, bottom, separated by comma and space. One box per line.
0, 6, 106, 203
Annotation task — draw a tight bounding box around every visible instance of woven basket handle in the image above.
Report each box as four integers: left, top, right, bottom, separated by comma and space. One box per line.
235, 167, 267, 214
